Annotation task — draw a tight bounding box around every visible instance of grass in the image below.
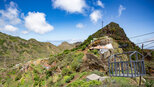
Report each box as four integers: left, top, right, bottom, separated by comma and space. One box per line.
67, 80, 102, 87
103, 77, 138, 87
145, 80, 154, 87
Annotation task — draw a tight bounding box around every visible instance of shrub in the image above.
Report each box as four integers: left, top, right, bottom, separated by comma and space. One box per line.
0, 39, 5, 45
46, 68, 53, 79
53, 81, 63, 87
63, 50, 71, 54
64, 76, 71, 83
81, 80, 102, 87
67, 80, 101, 87
91, 49, 99, 55
46, 77, 53, 86
145, 80, 154, 87
110, 77, 131, 86
62, 68, 72, 76
92, 70, 104, 76
33, 73, 39, 81
11, 69, 16, 74
33, 81, 39, 86
71, 53, 83, 72
67, 80, 85, 87
79, 72, 88, 78
19, 77, 25, 85
63, 74, 74, 83
40, 80, 45, 86
81, 45, 86, 50
71, 62, 80, 72
15, 73, 22, 81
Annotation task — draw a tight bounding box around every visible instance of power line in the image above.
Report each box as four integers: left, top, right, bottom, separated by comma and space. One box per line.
129, 32, 154, 39
145, 46, 154, 49
144, 41, 154, 47
136, 40, 154, 44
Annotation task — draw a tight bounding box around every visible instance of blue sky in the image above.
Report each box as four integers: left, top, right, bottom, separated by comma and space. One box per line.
0, 0, 154, 48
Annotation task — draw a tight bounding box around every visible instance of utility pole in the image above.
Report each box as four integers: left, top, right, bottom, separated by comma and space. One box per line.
139, 44, 144, 86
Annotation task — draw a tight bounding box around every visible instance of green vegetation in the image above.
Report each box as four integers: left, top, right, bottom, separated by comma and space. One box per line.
63, 74, 74, 83
91, 70, 104, 76
67, 80, 102, 87
0, 51, 86, 87
0, 32, 75, 68
0, 22, 150, 87
102, 77, 138, 87
62, 68, 72, 76
49, 51, 84, 72
145, 80, 154, 87
88, 49, 100, 57
0, 39, 5, 45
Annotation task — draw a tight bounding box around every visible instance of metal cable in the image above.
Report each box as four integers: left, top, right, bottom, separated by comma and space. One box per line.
129, 32, 154, 39
136, 40, 154, 44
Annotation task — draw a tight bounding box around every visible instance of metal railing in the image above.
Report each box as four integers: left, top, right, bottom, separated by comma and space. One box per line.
108, 51, 146, 77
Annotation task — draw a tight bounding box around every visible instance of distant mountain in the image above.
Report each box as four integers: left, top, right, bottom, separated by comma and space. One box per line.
78, 22, 141, 52
73, 42, 82, 47
0, 32, 58, 59
0, 32, 75, 67
58, 41, 75, 51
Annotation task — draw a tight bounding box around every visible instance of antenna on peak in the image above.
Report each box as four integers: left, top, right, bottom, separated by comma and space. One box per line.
102, 21, 104, 28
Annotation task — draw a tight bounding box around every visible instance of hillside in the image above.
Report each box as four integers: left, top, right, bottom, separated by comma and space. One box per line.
0, 22, 153, 87
0, 32, 74, 67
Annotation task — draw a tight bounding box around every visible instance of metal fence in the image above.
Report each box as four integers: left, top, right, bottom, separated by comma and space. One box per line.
108, 51, 146, 77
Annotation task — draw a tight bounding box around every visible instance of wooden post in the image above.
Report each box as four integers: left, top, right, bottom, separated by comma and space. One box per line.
139, 44, 144, 86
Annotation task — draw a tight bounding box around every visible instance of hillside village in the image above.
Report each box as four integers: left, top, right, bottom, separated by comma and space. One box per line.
0, 22, 153, 87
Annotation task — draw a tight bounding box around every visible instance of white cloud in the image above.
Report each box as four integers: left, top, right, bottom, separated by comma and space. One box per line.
21, 30, 28, 34
0, 19, 5, 26
0, 1, 21, 25
97, 0, 104, 8
52, 0, 87, 13
76, 23, 84, 29
3, 25, 18, 32
24, 12, 54, 34
90, 10, 102, 23
0, 2, 20, 32
118, 5, 126, 17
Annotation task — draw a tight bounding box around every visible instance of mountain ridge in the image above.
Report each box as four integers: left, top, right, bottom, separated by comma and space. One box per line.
76, 22, 141, 52
0, 32, 75, 67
